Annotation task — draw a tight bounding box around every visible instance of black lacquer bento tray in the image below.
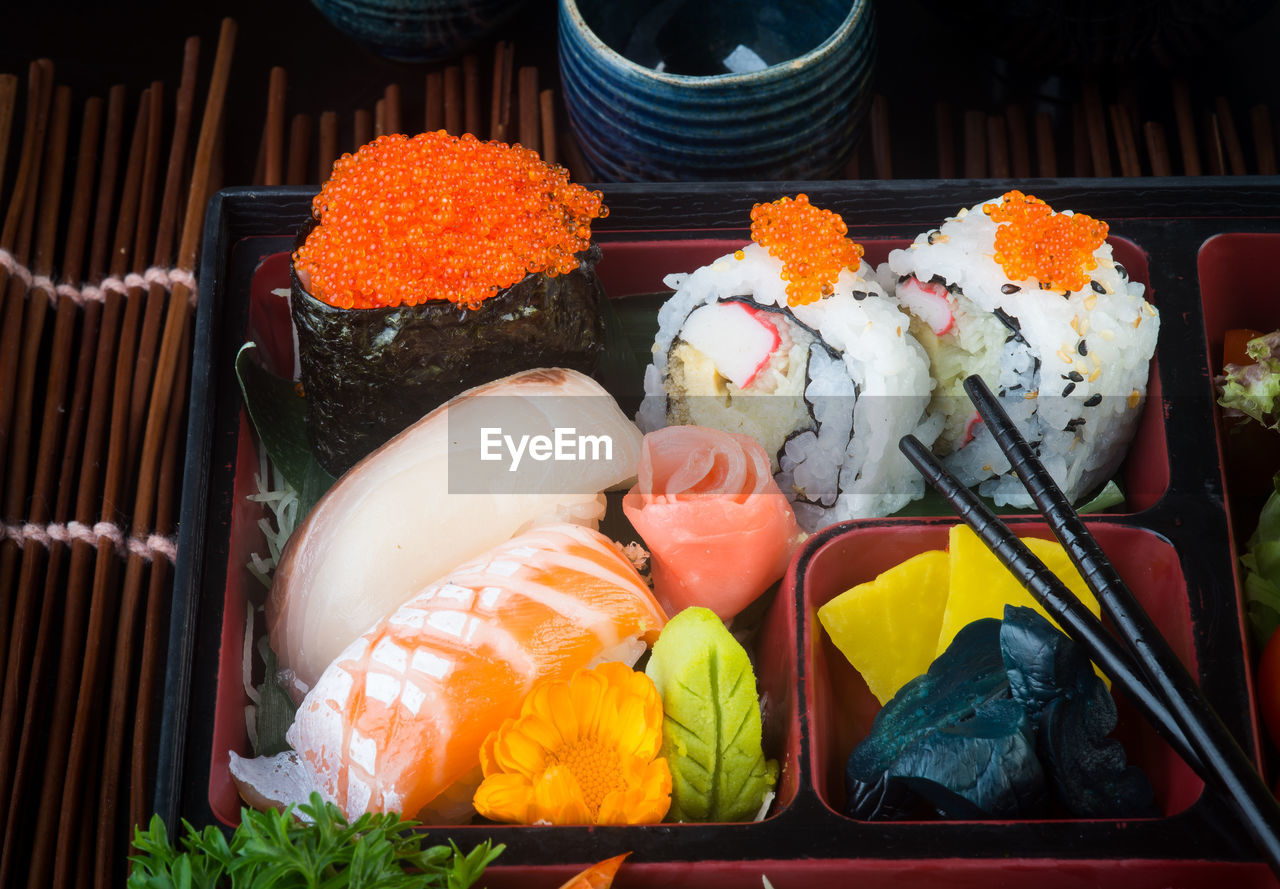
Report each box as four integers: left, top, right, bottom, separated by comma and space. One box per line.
162, 179, 1280, 888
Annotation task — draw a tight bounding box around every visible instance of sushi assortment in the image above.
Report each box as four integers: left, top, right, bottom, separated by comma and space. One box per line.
228, 139, 1172, 840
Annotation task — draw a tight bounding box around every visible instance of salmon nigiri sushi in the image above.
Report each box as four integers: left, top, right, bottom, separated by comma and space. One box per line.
285, 522, 667, 819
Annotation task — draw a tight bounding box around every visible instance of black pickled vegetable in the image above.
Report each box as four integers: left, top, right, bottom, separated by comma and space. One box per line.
1002, 606, 1157, 818
291, 234, 606, 476
846, 608, 1153, 820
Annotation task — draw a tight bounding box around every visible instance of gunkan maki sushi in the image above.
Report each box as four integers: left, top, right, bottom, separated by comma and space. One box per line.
291, 132, 609, 476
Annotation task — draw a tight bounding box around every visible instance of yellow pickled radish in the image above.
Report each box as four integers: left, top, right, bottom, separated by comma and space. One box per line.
936, 523, 1102, 659
817, 549, 950, 705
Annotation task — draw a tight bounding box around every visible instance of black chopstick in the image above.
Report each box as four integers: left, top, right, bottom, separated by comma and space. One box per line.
898, 434, 1202, 775
958, 373, 1280, 873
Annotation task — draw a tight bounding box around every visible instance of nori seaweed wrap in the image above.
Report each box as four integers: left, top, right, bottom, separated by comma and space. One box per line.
288, 132, 610, 476
290, 239, 605, 476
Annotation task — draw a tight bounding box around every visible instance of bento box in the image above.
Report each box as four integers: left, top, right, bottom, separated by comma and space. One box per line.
161, 179, 1280, 887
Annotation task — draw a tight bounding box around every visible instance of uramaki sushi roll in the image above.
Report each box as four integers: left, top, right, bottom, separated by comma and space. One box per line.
881, 190, 1159, 507
291, 132, 609, 476
639, 195, 940, 529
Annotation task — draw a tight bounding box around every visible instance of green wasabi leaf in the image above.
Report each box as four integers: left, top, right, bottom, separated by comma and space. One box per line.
1219, 330, 1280, 433
235, 342, 337, 520
645, 607, 778, 822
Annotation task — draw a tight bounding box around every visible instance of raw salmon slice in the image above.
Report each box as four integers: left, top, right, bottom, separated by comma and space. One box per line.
286, 522, 666, 819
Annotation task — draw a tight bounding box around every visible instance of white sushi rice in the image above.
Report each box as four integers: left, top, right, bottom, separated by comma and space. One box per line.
639, 243, 942, 529
880, 200, 1160, 508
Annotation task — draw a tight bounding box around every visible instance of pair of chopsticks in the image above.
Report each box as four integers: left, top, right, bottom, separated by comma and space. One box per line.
899, 374, 1280, 875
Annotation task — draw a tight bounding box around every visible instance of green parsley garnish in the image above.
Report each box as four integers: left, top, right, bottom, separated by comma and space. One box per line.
127, 793, 503, 889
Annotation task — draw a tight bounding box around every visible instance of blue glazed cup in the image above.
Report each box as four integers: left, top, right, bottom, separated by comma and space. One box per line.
558, 0, 875, 181
312, 0, 531, 62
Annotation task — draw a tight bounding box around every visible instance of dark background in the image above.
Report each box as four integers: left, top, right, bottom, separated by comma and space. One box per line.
2, 0, 1279, 188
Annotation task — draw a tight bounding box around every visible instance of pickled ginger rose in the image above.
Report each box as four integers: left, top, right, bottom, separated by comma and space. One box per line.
623, 426, 804, 620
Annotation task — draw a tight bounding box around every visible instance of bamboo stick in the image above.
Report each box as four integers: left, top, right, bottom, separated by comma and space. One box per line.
1081, 82, 1111, 177
0, 75, 18, 207
464, 54, 481, 137
986, 113, 1009, 179
870, 94, 891, 180
130, 310, 191, 832
1145, 121, 1173, 176
1035, 110, 1057, 178
0, 83, 71, 838
318, 110, 338, 180
353, 108, 372, 150
1071, 104, 1091, 177
49, 86, 152, 889
489, 41, 513, 142
935, 101, 955, 179
374, 98, 386, 138
384, 83, 401, 135
0, 96, 100, 882
1215, 96, 1247, 175
96, 39, 197, 871
1172, 78, 1201, 175
1, 84, 70, 592
0, 60, 54, 513
100, 24, 237, 878
1005, 103, 1030, 179
445, 65, 463, 136
517, 66, 539, 151
287, 113, 311, 185
539, 89, 557, 165
1252, 105, 1276, 176
425, 71, 444, 132
123, 84, 168, 482
1205, 111, 1226, 176
963, 109, 985, 178
17, 85, 123, 889
559, 126, 592, 183
263, 66, 286, 186
1109, 103, 1141, 177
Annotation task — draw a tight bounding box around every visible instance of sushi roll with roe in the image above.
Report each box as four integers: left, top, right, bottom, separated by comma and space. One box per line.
291, 132, 609, 476
880, 190, 1159, 507
639, 195, 941, 529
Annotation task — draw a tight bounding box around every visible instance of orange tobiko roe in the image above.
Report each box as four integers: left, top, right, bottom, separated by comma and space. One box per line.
293, 132, 608, 310
982, 190, 1109, 292
749, 194, 865, 307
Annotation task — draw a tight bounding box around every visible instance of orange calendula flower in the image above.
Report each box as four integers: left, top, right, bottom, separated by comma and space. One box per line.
982, 190, 1109, 292
750, 194, 864, 308
473, 661, 672, 826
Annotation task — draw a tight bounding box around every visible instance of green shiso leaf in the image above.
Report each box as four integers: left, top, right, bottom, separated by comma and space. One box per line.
644, 607, 778, 823
235, 342, 337, 519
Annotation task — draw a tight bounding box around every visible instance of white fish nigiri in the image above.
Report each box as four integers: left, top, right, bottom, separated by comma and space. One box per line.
268, 368, 643, 696
286, 522, 667, 819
